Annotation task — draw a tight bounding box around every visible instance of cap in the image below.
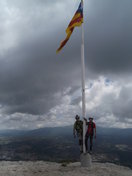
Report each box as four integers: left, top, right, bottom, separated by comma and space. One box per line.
75, 115, 80, 119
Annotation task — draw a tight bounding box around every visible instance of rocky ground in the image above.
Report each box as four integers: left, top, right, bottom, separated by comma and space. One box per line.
0, 161, 131, 176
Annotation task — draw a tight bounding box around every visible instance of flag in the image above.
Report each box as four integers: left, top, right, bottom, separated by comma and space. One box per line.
56, 2, 83, 53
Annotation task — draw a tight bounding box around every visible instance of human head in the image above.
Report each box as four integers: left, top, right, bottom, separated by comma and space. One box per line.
89, 117, 93, 122
75, 115, 80, 121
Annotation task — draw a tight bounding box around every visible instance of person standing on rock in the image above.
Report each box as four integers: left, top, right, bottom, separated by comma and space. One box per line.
73, 115, 83, 153
85, 117, 96, 154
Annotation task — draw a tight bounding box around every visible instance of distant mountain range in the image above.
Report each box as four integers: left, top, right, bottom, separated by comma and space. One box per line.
0, 125, 132, 137
0, 126, 131, 168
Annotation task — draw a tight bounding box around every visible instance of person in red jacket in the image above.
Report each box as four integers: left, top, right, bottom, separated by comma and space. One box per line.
85, 117, 96, 154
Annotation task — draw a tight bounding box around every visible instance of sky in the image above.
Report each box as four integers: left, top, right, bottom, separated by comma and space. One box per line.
0, 0, 132, 130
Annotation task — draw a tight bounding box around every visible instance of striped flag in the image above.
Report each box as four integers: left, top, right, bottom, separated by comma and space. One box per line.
57, 2, 83, 53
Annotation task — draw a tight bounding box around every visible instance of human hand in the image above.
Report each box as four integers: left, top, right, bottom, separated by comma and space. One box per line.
83, 118, 87, 121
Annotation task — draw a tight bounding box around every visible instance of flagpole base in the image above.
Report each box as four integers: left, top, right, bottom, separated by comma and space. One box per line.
80, 153, 92, 167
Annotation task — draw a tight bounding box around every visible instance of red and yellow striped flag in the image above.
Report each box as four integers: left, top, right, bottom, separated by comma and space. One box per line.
57, 2, 83, 53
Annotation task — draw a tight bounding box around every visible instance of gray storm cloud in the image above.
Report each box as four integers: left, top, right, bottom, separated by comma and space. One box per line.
0, 0, 132, 129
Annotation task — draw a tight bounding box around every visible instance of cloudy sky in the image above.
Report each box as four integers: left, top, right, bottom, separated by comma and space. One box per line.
0, 0, 132, 130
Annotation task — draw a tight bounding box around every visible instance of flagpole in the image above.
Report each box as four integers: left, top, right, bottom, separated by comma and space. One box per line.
81, 0, 86, 154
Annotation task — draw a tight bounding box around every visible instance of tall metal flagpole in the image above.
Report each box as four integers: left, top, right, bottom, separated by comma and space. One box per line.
81, 0, 86, 154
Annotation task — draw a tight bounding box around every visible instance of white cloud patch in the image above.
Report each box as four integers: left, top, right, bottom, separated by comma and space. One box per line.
85, 77, 121, 111
0, 76, 131, 130
44, 76, 132, 129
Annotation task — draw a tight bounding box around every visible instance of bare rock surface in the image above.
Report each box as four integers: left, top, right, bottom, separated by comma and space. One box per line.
0, 161, 131, 176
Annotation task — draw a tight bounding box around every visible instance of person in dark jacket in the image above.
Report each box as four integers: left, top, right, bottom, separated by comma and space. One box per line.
73, 115, 83, 153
